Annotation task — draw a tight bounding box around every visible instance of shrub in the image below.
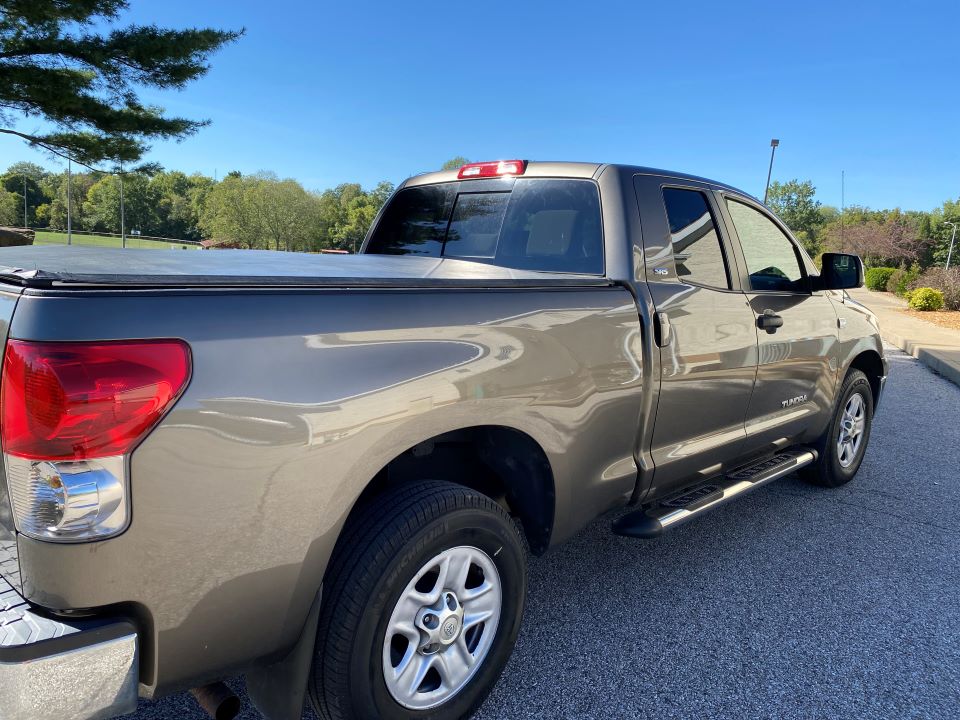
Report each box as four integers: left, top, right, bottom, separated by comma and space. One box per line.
910, 267, 960, 310
908, 287, 945, 311
885, 268, 904, 294
886, 263, 920, 297
865, 266, 896, 291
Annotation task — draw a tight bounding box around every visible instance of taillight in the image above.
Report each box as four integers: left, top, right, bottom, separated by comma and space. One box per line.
457, 160, 526, 179
1, 339, 191, 542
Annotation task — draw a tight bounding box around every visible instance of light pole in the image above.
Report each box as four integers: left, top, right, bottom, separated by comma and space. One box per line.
66, 158, 73, 245
945, 221, 958, 271
841, 170, 845, 252
118, 160, 126, 249
22, 174, 28, 230
763, 138, 779, 204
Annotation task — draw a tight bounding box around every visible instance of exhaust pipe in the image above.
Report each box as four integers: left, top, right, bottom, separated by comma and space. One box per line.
190, 682, 241, 720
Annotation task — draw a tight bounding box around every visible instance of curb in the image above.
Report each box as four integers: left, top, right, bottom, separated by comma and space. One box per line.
880, 329, 960, 388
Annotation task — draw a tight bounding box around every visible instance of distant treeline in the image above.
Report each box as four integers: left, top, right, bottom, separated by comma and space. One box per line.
0, 162, 398, 252
764, 179, 956, 270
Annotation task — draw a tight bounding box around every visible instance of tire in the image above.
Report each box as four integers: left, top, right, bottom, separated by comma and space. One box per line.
800, 368, 874, 487
308, 480, 527, 720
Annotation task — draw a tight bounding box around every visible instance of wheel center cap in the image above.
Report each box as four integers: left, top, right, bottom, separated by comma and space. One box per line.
440, 616, 461, 644
415, 591, 464, 652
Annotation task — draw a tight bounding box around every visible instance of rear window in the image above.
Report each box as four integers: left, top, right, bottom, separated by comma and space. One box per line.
365, 178, 604, 274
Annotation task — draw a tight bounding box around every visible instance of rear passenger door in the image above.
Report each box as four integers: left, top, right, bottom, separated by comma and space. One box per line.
718, 196, 839, 454
634, 175, 758, 498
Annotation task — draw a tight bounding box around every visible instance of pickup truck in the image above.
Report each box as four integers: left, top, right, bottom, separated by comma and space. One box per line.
0, 161, 886, 720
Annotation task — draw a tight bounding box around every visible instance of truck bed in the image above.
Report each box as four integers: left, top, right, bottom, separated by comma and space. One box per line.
0, 246, 610, 289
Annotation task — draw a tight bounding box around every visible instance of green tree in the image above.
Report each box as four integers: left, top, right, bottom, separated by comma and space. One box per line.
43, 169, 96, 229
1, 161, 49, 225
0, 0, 241, 165
766, 179, 823, 255
317, 181, 394, 252
0, 189, 19, 225
929, 198, 960, 267
85, 171, 160, 233
441, 156, 469, 171
200, 172, 323, 251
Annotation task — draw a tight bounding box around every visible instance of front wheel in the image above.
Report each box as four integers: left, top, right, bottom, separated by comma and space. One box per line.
800, 368, 874, 487
309, 480, 527, 720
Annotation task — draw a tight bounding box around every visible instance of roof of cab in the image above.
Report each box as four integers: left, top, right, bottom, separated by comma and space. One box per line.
401, 161, 758, 201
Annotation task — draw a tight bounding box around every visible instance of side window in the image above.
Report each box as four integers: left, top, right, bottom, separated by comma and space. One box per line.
661, 188, 729, 289
726, 199, 805, 291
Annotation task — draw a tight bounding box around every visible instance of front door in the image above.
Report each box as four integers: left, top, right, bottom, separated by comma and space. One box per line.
719, 196, 839, 454
634, 176, 759, 499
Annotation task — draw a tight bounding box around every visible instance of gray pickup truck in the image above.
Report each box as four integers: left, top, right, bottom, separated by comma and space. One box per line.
0, 161, 885, 720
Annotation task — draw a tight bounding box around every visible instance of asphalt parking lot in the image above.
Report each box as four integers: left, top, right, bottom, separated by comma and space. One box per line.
134, 345, 959, 720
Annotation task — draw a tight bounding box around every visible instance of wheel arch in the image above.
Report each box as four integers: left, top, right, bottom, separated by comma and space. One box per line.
846, 349, 885, 406
349, 425, 556, 555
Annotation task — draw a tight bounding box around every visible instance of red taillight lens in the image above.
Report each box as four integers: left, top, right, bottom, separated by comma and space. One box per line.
457, 160, 527, 179
1, 339, 191, 461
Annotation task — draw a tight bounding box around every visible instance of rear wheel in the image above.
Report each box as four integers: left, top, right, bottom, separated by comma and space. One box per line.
309, 480, 526, 720
800, 368, 874, 487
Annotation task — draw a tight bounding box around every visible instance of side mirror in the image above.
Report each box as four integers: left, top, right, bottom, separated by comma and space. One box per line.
816, 252, 863, 290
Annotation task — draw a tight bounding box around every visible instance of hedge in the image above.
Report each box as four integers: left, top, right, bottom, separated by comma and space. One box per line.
865, 267, 896, 291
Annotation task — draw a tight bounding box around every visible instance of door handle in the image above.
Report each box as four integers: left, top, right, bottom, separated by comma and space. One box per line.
757, 309, 784, 333
654, 312, 671, 347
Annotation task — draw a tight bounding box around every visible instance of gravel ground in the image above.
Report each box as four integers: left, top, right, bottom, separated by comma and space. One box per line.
134, 345, 960, 720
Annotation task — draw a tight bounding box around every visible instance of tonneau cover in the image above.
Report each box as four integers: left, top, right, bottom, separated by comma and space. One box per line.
0, 246, 610, 289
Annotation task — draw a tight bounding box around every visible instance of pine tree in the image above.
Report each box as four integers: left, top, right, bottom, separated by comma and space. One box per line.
0, 1, 241, 166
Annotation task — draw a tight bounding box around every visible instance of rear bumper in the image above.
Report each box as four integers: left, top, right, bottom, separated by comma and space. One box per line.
0, 573, 138, 720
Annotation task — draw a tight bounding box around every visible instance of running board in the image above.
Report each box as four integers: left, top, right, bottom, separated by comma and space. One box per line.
612, 449, 817, 539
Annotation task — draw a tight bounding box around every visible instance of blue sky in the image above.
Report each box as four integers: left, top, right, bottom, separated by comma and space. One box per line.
2, 0, 958, 210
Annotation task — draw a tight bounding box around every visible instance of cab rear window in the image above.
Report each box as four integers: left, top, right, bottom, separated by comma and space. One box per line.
365, 178, 603, 274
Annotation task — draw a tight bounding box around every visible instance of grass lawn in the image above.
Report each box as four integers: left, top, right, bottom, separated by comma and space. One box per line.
34, 230, 199, 251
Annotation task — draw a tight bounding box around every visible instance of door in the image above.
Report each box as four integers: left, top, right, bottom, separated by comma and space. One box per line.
719, 196, 839, 454
634, 176, 759, 498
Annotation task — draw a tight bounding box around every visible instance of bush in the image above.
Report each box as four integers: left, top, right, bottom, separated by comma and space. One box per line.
910, 267, 960, 310
865, 266, 896, 291
885, 268, 904, 294
885, 263, 920, 297
908, 287, 945, 311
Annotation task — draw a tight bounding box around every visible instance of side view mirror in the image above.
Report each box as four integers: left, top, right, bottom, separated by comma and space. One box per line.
815, 252, 863, 290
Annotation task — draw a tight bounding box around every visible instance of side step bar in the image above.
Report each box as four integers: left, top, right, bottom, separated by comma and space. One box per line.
613, 449, 817, 539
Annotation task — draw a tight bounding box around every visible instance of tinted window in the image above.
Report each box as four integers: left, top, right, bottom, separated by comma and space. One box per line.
365, 185, 454, 256
366, 179, 603, 274
662, 188, 729, 288
445, 193, 510, 258
727, 200, 805, 291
